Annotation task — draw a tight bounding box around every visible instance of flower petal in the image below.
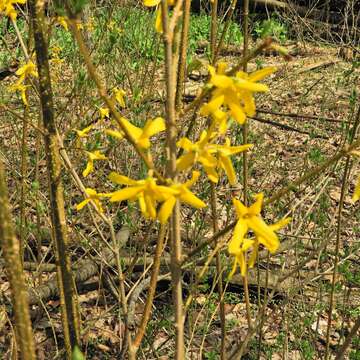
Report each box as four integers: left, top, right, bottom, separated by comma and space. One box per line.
82, 160, 93, 177
108, 172, 138, 185
144, 194, 157, 219
232, 198, 248, 217
228, 101, 246, 124
211, 74, 233, 88
200, 95, 224, 116
177, 137, 194, 151
118, 117, 142, 140
248, 193, 264, 215
228, 218, 248, 255
203, 165, 219, 183
270, 217, 291, 232
158, 196, 176, 224
219, 154, 236, 185
248, 67, 277, 82
352, 175, 360, 203
110, 187, 143, 202
184, 171, 201, 188
155, 7, 163, 33
247, 216, 278, 252
143, 117, 166, 137
144, 0, 161, 6
76, 124, 93, 138
177, 153, 196, 172
179, 188, 206, 209
76, 198, 90, 211
105, 129, 124, 140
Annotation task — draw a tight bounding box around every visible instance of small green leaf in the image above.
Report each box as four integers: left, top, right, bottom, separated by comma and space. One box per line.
187, 57, 204, 75
72, 346, 85, 360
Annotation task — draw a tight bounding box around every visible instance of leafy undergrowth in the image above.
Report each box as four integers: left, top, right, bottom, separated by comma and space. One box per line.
0, 4, 360, 359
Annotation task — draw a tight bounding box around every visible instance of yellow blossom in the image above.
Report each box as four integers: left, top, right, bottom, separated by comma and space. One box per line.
107, 171, 205, 223
56, 16, 68, 30
228, 193, 290, 277
157, 171, 206, 224
15, 60, 38, 83
107, 172, 177, 220
112, 87, 126, 108
8, 83, 29, 106
49, 45, 64, 66
56, 16, 82, 31
76, 188, 108, 213
353, 176, 360, 203
200, 62, 276, 129
143, 0, 175, 33
82, 150, 107, 177
85, 18, 94, 32
106, 117, 165, 149
0, 0, 26, 20
99, 107, 109, 121
177, 130, 252, 185
75, 124, 93, 138
8, 60, 38, 106
350, 151, 360, 203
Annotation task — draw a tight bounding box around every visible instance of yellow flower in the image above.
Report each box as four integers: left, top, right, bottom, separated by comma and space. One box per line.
353, 176, 360, 203
56, 16, 68, 30
8, 83, 29, 106
106, 117, 165, 149
200, 62, 276, 128
157, 171, 206, 224
56, 16, 83, 31
107, 172, 177, 220
350, 151, 360, 203
76, 188, 108, 213
228, 193, 290, 277
0, 0, 26, 20
85, 18, 94, 32
49, 46, 64, 66
143, 0, 175, 33
8, 60, 38, 105
75, 124, 93, 138
112, 87, 126, 108
15, 61, 38, 85
99, 107, 109, 121
107, 171, 205, 223
177, 130, 252, 185
82, 150, 107, 177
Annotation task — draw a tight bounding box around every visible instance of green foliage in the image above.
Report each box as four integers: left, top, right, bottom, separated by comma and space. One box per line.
350, 350, 360, 360
72, 346, 86, 360
204, 350, 218, 359
308, 147, 324, 164
110, 7, 161, 62
338, 260, 360, 287
254, 17, 287, 43
55, 0, 89, 15
299, 339, 315, 360
188, 13, 243, 60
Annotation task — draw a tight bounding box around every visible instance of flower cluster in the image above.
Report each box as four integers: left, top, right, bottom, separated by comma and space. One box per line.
0, 0, 25, 20
177, 130, 252, 185
228, 193, 290, 277
55, 16, 87, 31
200, 62, 276, 133
105, 170, 205, 223
74, 63, 289, 279
9, 61, 38, 106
